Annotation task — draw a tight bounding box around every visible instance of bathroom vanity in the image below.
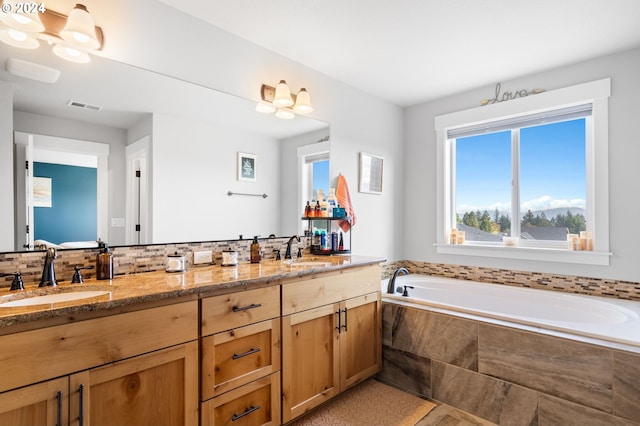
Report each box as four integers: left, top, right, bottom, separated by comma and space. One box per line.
0, 256, 382, 425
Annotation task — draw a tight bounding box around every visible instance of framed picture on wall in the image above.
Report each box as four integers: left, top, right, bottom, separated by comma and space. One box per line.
359, 152, 383, 194
237, 152, 257, 182
33, 177, 52, 207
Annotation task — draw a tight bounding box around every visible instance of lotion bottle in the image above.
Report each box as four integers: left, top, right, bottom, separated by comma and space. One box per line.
96, 240, 113, 280
250, 236, 261, 263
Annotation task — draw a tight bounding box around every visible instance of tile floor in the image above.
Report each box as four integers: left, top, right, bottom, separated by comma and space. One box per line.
415, 402, 497, 426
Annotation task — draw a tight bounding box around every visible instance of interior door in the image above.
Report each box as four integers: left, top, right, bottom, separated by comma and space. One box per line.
14, 132, 34, 250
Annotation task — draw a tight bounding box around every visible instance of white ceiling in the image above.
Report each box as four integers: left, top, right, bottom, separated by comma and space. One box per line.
159, 0, 640, 107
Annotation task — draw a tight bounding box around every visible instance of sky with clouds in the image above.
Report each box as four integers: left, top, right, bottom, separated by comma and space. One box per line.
456, 119, 586, 216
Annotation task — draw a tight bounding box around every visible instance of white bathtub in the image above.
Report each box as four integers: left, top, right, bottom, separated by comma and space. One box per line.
382, 274, 640, 351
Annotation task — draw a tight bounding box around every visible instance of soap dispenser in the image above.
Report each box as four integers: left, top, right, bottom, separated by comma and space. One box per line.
96, 240, 113, 280
250, 236, 261, 264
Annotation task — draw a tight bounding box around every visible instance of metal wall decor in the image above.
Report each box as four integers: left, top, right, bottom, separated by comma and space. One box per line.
480, 83, 545, 106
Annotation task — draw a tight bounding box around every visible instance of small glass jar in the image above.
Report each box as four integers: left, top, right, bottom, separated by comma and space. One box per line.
165, 252, 186, 272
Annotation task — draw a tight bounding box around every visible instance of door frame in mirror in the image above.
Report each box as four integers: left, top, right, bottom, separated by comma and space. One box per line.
14, 132, 109, 250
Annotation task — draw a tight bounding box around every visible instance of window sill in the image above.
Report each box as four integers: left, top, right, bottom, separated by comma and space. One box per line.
435, 243, 611, 266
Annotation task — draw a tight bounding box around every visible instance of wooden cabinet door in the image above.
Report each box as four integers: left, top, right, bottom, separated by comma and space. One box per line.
0, 377, 68, 426
69, 341, 199, 426
340, 292, 382, 390
281, 303, 340, 423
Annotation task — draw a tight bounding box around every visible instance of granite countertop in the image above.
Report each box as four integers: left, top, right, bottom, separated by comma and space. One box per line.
0, 255, 384, 329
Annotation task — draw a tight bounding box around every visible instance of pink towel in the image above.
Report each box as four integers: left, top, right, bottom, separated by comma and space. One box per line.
336, 174, 356, 232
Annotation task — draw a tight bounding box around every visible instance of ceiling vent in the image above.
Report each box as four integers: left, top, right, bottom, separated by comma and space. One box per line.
66, 100, 102, 111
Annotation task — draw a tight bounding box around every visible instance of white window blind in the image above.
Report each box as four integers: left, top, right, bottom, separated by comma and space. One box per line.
447, 103, 592, 139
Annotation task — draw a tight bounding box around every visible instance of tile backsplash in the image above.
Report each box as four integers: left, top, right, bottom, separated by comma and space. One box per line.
2, 243, 638, 302
382, 260, 640, 301
0, 237, 308, 288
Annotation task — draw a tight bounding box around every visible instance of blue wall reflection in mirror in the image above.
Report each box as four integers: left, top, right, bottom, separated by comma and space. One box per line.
34, 162, 97, 244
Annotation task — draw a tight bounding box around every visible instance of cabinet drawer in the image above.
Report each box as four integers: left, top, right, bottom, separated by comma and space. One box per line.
202, 286, 280, 336
201, 372, 281, 426
282, 265, 380, 315
202, 319, 281, 400
0, 301, 198, 393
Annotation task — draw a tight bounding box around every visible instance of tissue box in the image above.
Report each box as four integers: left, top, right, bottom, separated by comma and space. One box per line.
332, 207, 346, 218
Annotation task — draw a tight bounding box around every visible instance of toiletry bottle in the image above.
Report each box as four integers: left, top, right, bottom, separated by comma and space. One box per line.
327, 188, 337, 217
338, 232, 344, 251
312, 230, 321, 252
304, 201, 312, 217
250, 236, 261, 263
331, 231, 338, 252
314, 200, 321, 216
321, 231, 331, 252
96, 240, 113, 280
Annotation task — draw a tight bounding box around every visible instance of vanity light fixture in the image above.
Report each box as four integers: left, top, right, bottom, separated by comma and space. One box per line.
0, 2, 104, 63
0, 1, 45, 32
59, 4, 100, 50
256, 80, 314, 119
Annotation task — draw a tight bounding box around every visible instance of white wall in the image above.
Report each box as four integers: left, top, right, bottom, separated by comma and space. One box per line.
86, 0, 404, 260
404, 47, 640, 282
0, 82, 13, 252
151, 114, 281, 242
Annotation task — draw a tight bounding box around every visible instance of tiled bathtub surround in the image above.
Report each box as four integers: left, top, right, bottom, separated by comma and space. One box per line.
379, 303, 640, 425
0, 237, 308, 288
381, 260, 640, 301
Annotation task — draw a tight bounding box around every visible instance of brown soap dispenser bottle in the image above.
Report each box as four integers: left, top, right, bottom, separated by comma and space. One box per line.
96, 240, 113, 280
250, 236, 261, 264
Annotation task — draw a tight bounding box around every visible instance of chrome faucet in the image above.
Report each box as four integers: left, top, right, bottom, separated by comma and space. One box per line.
285, 235, 301, 259
39, 247, 58, 287
387, 267, 409, 294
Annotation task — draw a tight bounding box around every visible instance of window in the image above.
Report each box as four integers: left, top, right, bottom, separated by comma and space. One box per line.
435, 79, 610, 265
298, 141, 330, 221
312, 158, 330, 198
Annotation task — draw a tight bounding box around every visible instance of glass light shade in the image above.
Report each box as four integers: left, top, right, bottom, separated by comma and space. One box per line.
0, 1, 44, 32
255, 102, 276, 113
60, 4, 100, 50
273, 80, 294, 107
293, 88, 313, 114
276, 108, 295, 120
0, 28, 39, 48
53, 43, 91, 63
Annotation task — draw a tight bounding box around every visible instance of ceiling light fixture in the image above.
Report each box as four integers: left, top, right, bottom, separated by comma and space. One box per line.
257, 81, 314, 119
0, 1, 45, 32
0, 2, 104, 63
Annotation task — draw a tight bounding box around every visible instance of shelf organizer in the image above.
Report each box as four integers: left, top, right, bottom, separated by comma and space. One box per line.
302, 216, 352, 255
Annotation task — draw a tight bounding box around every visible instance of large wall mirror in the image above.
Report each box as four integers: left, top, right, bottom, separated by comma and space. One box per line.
0, 45, 329, 252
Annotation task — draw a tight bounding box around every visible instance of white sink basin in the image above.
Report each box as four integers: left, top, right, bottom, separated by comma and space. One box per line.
0, 291, 111, 308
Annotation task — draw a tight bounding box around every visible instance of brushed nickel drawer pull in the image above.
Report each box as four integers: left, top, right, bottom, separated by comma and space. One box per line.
232, 303, 262, 312
232, 404, 261, 421
232, 347, 261, 360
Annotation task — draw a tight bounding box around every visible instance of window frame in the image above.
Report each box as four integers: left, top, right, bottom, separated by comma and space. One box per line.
434, 78, 611, 265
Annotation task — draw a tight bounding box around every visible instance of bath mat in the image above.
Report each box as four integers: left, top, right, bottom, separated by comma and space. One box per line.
290, 379, 436, 426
